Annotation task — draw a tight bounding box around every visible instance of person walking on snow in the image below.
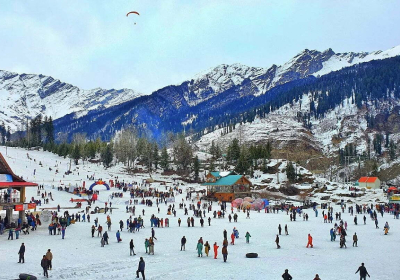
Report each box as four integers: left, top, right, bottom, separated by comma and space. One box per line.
204, 241, 210, 256
276, 234, 281, 249
45, 249, 53, 270
245, 232, 251, 243
230, 232, 235, 245
355, 262, 370, 279
130, 239, 136, 255
116, 230, 121, 242
144, 238, 149, 254
151, 228, 157, 240
213, 242, 219, 259
278, 224, 282, 235
196, 240, 203, 257
18, 243, 25, 263
222, 245, 228, 262
282, 269, 292, 280
285, 224, 288, 235
136, 257, 145, 280
181, 236, 186, 251
306, 233, 313, 248
353, 232, 358, 247
41, 255, 49, 278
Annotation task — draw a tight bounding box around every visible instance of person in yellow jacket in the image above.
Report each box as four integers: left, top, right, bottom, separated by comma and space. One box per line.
204, 241, 210, 257
45, 249, 53, 270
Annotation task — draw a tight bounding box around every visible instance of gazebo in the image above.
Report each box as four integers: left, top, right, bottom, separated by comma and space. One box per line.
0, 152, 37, 226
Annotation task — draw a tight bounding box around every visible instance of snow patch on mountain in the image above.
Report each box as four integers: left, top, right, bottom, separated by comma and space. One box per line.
0, 70, 144, 130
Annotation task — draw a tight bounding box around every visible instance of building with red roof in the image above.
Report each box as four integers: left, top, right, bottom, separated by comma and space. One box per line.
0, 152, 38, 226
358, 177, 381, 189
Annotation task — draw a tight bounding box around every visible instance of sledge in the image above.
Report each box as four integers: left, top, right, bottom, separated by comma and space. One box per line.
246, 253, 258, 258
19, 274, 38, 280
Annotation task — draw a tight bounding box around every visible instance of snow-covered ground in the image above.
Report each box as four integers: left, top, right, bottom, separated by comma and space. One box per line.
0, 146, 399, 280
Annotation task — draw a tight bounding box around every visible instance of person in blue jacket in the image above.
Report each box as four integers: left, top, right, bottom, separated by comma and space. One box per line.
116, 230, 121, 242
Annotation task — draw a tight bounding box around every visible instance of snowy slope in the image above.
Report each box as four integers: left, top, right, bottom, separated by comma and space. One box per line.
0, 70, 143, 131
0, 146, 398, 280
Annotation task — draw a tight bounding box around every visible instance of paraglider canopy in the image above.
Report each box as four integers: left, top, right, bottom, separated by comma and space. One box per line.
126, 11, 140, 16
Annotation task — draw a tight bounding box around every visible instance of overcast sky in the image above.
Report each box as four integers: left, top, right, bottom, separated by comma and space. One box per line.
1, 0, 400, 94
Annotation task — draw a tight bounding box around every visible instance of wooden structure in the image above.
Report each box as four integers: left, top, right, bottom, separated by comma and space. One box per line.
202, 171, 252, 202
0, 152, 37, 226
358, 177, 381, 189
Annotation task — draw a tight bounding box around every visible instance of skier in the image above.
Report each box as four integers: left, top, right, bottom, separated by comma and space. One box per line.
136, 257, 145, 280
313, 274, 321, 280
101, 237, 105, 247
285, 224, 288, 235
278, 224, 282, 235
41, 255, 49, 278
223, 229, 227, 240
363, 215, 366, 225
355, 262, 370, 279
178, 218, 181, 227
213, 242, 219, 259
354, 215, 358, 225
245, 231, 251, 243
353, 232, 358, 247
275, 234, 281, 249
306, 233, 313, 248
375, 219, 379, 229
130, 239, 136, 256
151, 228, 157, 240
204, 241, 210, 256
230, 232, 235, 245
181, 236, 186, 251
208, 217, 211, 226
282, 269, 292, 280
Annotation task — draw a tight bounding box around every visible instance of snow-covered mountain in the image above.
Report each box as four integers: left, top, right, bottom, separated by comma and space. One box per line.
0, 70, 143, 130
186, 45, 400, 105
1, 44, 400, 136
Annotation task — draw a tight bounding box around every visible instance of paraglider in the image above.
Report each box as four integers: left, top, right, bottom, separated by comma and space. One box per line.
126, 11, 140, 25
126, 11, 140, 17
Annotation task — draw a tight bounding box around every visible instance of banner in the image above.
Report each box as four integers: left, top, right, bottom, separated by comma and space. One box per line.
14, 204, 24, 211
28, 203, 37, 209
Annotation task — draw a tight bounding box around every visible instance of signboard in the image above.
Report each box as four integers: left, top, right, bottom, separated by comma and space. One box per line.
0, 174, 13, 182
14, 204, 24, 211
28, 203, 36, 209
390, 195, 400, 201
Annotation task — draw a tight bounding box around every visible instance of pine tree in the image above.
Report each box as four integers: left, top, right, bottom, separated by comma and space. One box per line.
160, 147, 169, 170
286, 161, 296, 183
101, 143, 113, 168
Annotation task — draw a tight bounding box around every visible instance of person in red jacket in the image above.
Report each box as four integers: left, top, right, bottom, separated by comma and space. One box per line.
307, 233, 313, 248
230, 233, 235, 245
213, 242, 219, 259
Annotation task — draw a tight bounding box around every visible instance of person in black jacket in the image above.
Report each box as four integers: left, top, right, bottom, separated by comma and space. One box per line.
181, 236, 186, 251
282, 269, 292, 280
18, 243, 25, 263
41, 255, 49, 278
355, 263, 370, 279
136, 257, 145, 280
